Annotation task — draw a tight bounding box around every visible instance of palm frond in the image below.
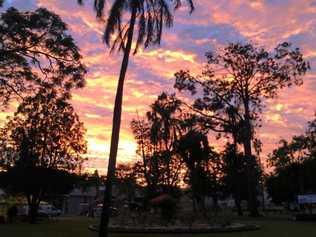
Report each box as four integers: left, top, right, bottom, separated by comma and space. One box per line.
77, 0, 106, 17
173, 0, 194, 13
104, 0, 126, 46
104, 0, 194, 53
94, 0, 106, 17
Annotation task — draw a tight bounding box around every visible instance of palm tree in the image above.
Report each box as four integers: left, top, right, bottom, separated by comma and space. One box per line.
78, 1, 194, 236
147, 93, 183, 189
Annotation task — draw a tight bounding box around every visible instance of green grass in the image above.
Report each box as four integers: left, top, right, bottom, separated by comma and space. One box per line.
0, 216, 316, 237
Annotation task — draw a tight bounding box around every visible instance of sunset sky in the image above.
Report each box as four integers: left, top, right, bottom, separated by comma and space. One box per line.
1, 0, 316, 174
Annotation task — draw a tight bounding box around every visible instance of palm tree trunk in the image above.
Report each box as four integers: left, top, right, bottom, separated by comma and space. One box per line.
98, 8, 137, 237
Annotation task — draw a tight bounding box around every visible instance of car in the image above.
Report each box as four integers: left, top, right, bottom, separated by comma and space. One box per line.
38, 204, 61, 217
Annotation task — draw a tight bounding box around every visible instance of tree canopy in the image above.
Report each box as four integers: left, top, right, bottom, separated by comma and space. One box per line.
0, 87, 87, 223
267, 115, 316, 204
175, 42, 310, 139
131, 93, 186, 194
0, 88, 87, 171
268, 115, 316, 171
174, 42, 310, 216
0, 7, 86, 106
78, 0, 194, 53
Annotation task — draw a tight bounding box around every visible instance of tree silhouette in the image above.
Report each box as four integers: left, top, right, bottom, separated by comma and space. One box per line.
267, 115, 316, 196
130, 117, 154, 189
0, 88, 87, 222
176, 129, 221, 215
131, 93, 186, 197
0, 7, 86, 107
0, 166, 79, 223
175, 42, 310, 216
266, 158, 316, 205
268, 115, 316, 171
77, 1, 194, 235
0, 88, 87, 170
221, 144, 249, 216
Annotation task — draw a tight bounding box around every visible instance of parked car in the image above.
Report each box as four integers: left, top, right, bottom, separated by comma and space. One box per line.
38, 204, 61, 217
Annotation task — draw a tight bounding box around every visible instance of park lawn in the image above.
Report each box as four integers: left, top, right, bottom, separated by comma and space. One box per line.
0, 216, 316, 237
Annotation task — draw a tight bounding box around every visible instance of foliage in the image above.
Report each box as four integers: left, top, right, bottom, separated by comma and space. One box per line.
0, 166, 80, 223
267, 116, 316, 204
176, 129, 222, 211
174, 42, 310, 216
268, 115, 316, 170
174, 42, 309, 142
0, 166, 79, 205
78, 0, 194, 52
0, 7, 86, 107
0, 88, 87, 171
76, 1, 195, 235
0, 88, 87, 223
266, 159, 316, 204
131, 93, 186, 194
221, 144, 249, 215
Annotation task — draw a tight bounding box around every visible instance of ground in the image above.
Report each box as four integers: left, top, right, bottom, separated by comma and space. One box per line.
0, 216, 315, 237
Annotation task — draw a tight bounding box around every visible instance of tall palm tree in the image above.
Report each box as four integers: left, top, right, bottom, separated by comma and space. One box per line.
79, 1, 194, 236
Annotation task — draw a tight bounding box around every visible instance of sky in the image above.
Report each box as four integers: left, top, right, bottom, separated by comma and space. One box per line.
1, 0, 316, 174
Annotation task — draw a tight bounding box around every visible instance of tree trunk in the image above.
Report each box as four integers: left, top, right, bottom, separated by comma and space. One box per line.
27, 196, 40, 224
243, 100, 259, 217
234, 193, 243, 216
231, 134, 243, 216
298, 166, 305, 194
29, 203, 38, 224
98, 8, 137, 237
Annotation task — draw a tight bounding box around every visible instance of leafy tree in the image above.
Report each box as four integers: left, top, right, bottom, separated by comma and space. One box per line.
0, 7, 86, 107
266, 158, 316, 205
176, 129, 221, 215
0, 166, 80, 223
146, 93, 184, 190
266, 163, 301, 204
131, 93, 185, 196
221, 144, 249, 216
174, 42, 310, 216
0, 88, 87, 222
267, 115, 316, 199
268, 115, 316, 171
268, 138, 306, 170
0, 88, 87, 170
305, 117, 316, 157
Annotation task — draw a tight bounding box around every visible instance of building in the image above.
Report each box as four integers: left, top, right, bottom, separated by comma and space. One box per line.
63, 186, 101, 216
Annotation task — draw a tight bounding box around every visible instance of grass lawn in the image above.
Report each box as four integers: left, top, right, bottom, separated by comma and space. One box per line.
0, 216, 316, 237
